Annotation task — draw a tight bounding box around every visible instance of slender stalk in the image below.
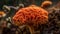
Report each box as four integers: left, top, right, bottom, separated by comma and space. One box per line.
16, 31, 18, 34
27, 25, 35, 34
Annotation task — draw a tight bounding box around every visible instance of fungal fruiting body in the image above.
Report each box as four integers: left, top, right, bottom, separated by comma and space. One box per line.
41, 1, 52, 8
12, 5, 48, 34
12, 5, 48, 26
0, 11, 6, 17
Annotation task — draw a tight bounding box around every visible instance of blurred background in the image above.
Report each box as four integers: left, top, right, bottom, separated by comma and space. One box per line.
0, 0, 60, 34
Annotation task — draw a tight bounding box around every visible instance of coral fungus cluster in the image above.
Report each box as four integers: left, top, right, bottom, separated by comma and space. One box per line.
12, 5, 48, 26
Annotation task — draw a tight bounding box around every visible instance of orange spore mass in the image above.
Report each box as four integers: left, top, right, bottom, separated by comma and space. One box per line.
12, 5, 48, 26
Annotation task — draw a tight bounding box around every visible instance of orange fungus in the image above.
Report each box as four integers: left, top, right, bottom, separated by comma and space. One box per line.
12, 5, 48, 26
41, 1, 52, 8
